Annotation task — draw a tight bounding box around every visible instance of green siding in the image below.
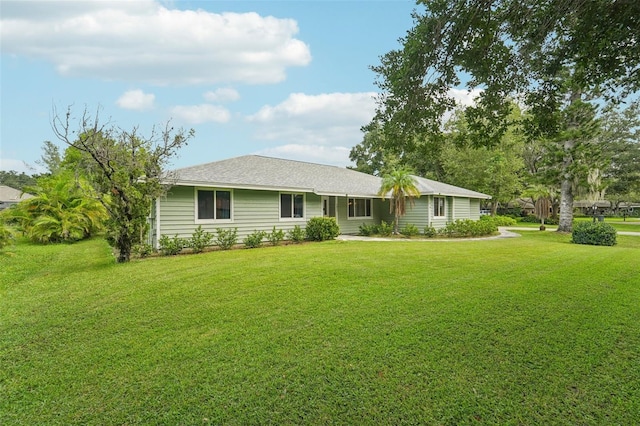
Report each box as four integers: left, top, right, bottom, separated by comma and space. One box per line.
453, 198, 471, 220
157, 186, 323, 245
155, 185, 487, 244
469, 199, 481, 220
336, 197, 382, 234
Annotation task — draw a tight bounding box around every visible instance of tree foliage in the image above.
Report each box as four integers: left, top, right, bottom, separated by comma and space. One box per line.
52, 106, 194, 262
368, 0, 638, 231
3, 172, 107, 243
0, 170, 37, 191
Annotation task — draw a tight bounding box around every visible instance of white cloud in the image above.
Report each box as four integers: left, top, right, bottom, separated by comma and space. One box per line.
449, 88, 482, 107
1, 1, 311, 85
203, 88, 240, 103
116, 89, 155, 111
248, 92, 376, 146
170, 104, 231, 124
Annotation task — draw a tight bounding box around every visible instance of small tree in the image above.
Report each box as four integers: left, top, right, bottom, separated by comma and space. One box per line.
378, 168, 421, 234
534, 198, 551, 231
52, 106, 194, 262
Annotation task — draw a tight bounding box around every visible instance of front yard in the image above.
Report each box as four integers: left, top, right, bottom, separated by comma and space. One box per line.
1, 233, 639, 424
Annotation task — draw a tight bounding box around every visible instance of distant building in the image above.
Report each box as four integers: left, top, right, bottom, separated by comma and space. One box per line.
0, 185, 34, 210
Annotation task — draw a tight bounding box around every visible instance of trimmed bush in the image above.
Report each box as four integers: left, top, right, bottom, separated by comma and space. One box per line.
215, 228, 238, 250
189, 225, 213, 253
358, 223, 377, 236
244, 230, 267, 248
159, 234, 186, 255
400, 223, 420, 237
572, 222, 617, 246
480, 214, 517, 227
378, 221, 394, 237
287, 225, 306, 243
520, 215, 559, 225
267, 226, 285, 246
423, 225, 437, 238
305, 217, 340, 241
441, 219, 497, 237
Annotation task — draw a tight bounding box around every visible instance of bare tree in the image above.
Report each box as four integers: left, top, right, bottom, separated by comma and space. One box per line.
52, 105, 194, 262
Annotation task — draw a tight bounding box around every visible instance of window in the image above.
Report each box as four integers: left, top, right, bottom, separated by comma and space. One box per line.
281, 193, 304, 219
434, 196, 445, 217
197, 189, 232, 221
348, 198, 372, 218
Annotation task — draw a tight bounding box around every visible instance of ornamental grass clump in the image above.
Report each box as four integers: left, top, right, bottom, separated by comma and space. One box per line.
572, 222, 617, 246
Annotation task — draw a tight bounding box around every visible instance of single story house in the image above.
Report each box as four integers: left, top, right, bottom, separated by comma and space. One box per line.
0, 185, 34, 210
149, 155, 490, 247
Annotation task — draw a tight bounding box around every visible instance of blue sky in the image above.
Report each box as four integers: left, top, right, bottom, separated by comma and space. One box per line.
1, 1, 474, 175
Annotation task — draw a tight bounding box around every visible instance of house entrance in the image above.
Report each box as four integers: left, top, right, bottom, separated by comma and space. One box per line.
322, 196, 337, 218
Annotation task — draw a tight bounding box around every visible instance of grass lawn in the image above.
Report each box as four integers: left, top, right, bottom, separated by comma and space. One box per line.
514, 217, 640, 232
2, 233, 640, 424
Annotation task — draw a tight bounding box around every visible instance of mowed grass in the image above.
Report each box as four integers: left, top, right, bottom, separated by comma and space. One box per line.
1, 233, 640, 424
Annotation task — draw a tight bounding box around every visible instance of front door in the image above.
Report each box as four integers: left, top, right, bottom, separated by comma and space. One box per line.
322, 196, 335, 217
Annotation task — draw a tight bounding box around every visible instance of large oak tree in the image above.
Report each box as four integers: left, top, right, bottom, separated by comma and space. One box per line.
369, 0, 639, 231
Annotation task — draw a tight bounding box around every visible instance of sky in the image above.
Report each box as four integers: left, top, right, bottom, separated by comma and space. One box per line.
1, 0, 475, 175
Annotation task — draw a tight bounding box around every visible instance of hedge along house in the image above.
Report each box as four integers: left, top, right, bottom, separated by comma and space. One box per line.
148, 155, 490, 248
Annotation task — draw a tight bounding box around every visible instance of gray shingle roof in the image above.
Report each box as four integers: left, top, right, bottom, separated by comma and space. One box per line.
0, 185, 34, 202
171, 155, 490, 199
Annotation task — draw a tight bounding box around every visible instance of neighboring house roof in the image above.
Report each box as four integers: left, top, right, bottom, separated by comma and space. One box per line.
0, 185, 34, 204
171, 155, 491, 199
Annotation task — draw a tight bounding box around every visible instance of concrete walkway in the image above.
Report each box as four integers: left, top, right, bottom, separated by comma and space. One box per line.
336, 227, 640, 242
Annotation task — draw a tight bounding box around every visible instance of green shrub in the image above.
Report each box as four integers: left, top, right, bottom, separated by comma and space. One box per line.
132, 243, 154, 258
480, 214, 517, 227
378, 220, 394, 237
572, 222, 617, 246
358, 223, 377, 236
0, 220, 14, 250
267, 226, 285, 246
287, 225, 306, 243
244, 230, 267, 248
423, 225, 437, 238
400, 223, 420, 237
189, 225, 214, 253
442, 219, 497, 237
305, 217, 340, 241
215, 228, 238, 250
159, 234, 186, 255
520, 215, 559, 225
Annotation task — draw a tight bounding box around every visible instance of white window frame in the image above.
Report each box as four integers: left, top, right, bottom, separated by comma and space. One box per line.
194, 188, 234, 224
347, 197, 372, 219
434, 196, 446, 218
279, 192, 306, 221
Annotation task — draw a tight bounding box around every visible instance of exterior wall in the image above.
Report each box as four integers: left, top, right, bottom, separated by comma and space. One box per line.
156, 185, 322, 246
153, 185, 488, 244
335, 197, 382, 234
452, 197, 471, 220
395, 197, 431, 230
469, 199, 481, 220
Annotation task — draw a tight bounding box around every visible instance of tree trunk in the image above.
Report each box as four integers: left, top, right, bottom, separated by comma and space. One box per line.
117, 233, 132, 263
557, 87, 581, 233
557, 176, 574, 232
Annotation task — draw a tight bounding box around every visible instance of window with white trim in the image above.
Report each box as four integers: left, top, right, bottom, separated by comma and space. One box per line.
197, 189, 231, 220
348, 198, 372, 218
434, 196, 445, 217
280, 193, 304, 218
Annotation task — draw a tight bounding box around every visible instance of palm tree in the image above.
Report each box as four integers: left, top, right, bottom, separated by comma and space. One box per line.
6, 172, 107, 243
378, 168, 421, 234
